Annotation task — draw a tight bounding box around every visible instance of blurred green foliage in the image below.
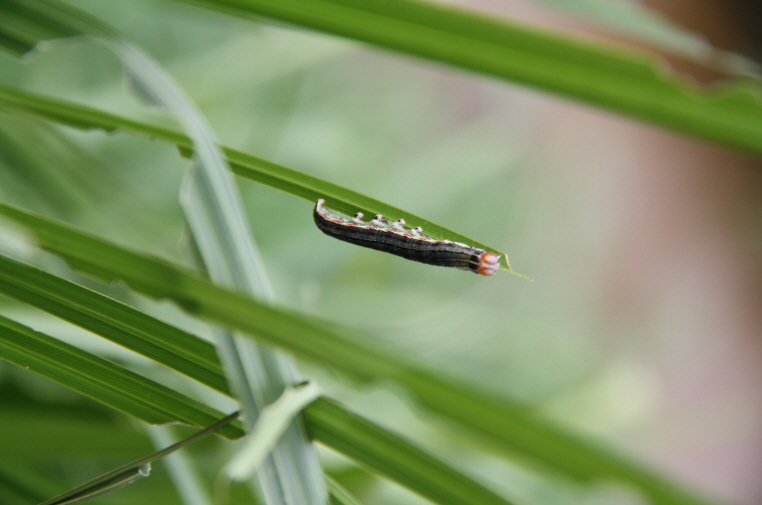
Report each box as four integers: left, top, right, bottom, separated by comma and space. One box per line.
0, 1, 748, 505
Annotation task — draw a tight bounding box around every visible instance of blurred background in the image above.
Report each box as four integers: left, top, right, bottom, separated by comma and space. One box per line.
1, 1, 762, 504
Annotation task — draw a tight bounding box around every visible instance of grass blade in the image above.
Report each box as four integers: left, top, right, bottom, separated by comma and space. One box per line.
174, 0, 762, 156
0, 252, 514, 505
0, 253, 229, 394
0, 314, 243, 439
38, 410, 240, 505
308, 397, 513, 505
107, 24, 326, 505
0, 0, 83, 56
0, 203, 716, 505
0, 84, 514, 273
325, 477, 364, 505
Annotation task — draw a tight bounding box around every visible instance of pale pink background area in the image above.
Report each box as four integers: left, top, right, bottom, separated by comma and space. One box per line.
446, 1, 762, 504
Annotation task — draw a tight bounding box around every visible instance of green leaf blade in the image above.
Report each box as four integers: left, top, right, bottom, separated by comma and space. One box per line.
0, 314, 243, 439
0, 248, 517, 505
0, 84, 516, 273
308, 397, 514, 505
176, 0, 762, 155
0, 254, 230, 395
0, 203, 718, 505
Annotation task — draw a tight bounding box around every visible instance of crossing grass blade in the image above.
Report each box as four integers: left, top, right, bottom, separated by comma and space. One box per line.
0, 203, 717, 505
0, 253, 230, 395
36, 411, 240, 505
325, 477, 364, 505
0, 252, 514, 505
0, 314, 244, 439
0, 84, 515, 273
174, 0, 762, 156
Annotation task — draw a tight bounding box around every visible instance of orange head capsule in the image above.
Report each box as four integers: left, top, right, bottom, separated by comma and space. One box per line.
476, 252, 500, 276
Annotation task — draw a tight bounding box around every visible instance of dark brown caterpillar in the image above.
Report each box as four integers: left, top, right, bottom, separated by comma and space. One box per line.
313, 199, 500, 276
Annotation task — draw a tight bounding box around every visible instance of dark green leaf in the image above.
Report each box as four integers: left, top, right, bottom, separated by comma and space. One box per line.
173, 0, 762, 156
0, 254, 229, 395
0, 203, 716, 505
0, 84, 515, 273
0, 252, 513, 505
0, 314, 243, 439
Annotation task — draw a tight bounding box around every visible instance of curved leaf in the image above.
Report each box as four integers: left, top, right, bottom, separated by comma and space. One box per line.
0, 252, 514, 505
174, 0, 762, 156
0, 203, 716, 505
0, 254, 229, 394
0, 314, 243, 439
0, 84, 515, 273
308, 397, 512, 505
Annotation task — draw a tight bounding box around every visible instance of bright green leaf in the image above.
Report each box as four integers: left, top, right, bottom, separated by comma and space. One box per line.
174, 0, 762, 156
309, 397, 512, 505
0, 314, 243, 439
0, 203, 716, 505
0, 84, 515, 273
0, 251, 514, 505
0, 253, 230, 395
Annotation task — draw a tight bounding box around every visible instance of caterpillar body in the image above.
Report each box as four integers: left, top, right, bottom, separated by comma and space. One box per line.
313, 199, 500, 276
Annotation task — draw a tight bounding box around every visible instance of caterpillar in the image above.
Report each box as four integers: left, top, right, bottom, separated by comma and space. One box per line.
313, 199, 500, 276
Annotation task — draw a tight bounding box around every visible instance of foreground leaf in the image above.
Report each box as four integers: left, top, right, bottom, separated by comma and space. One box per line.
308, 397, 512, 505
0, 203, 716, 505
38, 411, 240, 505
175, 0, 762, 156
0, 253, 229, 394
0, 252, 513, 505
0, 84, 513, 272
0, 314, 243, 439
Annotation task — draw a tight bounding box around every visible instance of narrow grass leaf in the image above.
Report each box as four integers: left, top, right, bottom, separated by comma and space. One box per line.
0, 203, 716, 505
0, 252, 515, 505
145, 424, 213, 505
308, 397, 513, 505
0, 0, 83, 56
39, 464, 151, 505
325, 477, 364, 505
0, 314, 243, 439
105, 24, 326, 504
38, 410, 240, 505
0, 253, 229, 394
174, 0, 762, 156
0, 84, 514, 273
